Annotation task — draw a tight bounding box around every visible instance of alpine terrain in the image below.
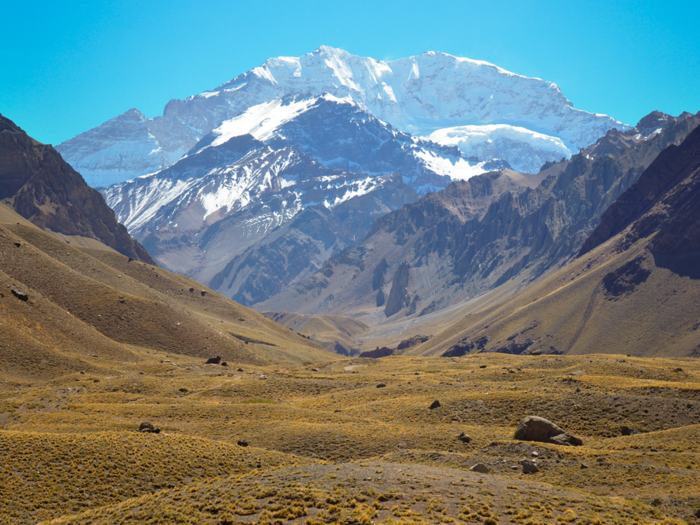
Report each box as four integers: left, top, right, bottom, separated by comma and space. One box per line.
57, 47, 631, 311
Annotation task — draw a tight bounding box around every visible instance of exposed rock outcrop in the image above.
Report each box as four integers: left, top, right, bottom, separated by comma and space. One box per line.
514, 416, 582, 446
0, 114, 154, 263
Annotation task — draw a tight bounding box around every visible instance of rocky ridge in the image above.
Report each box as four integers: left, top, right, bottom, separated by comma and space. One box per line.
0, 114, 153, 263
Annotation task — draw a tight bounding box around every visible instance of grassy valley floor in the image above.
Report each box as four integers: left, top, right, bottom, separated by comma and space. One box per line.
1, 350, 699, 524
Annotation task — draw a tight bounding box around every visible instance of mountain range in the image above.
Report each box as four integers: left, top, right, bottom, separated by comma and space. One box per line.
54, 47, 635, 312
260, 111, 700, 324
57, 46, 626, 188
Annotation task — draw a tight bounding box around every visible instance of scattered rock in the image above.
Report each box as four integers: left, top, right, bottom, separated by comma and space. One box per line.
237, 440, 249, 447
457, 432, 471, 443
205, 356, 222, 365
429, 400, 441, 410
469, 463, 489, 474
137, 422, 161, 434
377, 383, 387, 388
359, 346, 394, 358
521, 459, 539, 473
514, 415, 583, 446
621, 425, 642, 436
11, 289, 28, 301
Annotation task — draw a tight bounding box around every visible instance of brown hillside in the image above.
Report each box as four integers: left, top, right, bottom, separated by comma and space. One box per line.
0, 114, 153, 263
414, 125, 700, 359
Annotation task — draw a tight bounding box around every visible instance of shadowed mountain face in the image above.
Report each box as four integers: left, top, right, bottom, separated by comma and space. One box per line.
0, 115, 154, 264
415, 118, 700, 359
260, 111, 700, 321
580, 122, 700, 260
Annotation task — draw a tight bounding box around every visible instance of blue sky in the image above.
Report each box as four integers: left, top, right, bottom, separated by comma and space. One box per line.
2, 0, 698, 145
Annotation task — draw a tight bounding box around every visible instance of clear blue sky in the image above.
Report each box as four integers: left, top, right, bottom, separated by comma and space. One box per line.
2, 0, 698, 145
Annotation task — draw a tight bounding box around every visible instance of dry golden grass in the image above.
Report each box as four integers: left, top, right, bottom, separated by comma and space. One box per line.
2, 352, 700, 523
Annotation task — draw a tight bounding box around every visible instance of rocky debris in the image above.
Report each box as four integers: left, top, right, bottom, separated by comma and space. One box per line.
385, 262, 411, 317
237, 440, 249, 447
442, 338, 474, 357
205, 356, 222, 365
621, 425, 642, 436
429, 400, 441, 410
11, 289, 28, 301
469, 463, 489, 474
377, 383, 387, 388
137, 422, 161, 434
396, 335, 432, 351
521, 459, 539, 473
514, 415, 583, 446
483, 338, 536, 355
457, 432, 471, 443
359, 346, 394, 358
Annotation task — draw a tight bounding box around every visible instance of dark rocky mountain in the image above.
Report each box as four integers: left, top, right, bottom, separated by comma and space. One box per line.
416, 114, 700, 359
0, 114, 153, 263
580, 120, 700, 267
261, 111, 700, 322
102, 104, 420, 305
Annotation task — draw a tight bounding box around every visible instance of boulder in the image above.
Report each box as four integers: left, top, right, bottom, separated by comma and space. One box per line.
457, 432, 471, 443
514, 415, 583, 446
137, 422, 161, 434
520, 459, 539, 473
11, 289, 28, 301
469, 463, 489, 474
621, 425, 641, 436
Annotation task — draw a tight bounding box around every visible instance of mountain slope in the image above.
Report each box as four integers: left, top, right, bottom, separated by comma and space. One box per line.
413, 120, 700, 358
56, 46, 627, 186
0, 114, 154, 264
261, 111, 700, 324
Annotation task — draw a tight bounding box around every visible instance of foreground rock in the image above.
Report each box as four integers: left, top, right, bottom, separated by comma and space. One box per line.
514, 415, 583, 446
470, 463, 489, 473
137, 422, 161, 434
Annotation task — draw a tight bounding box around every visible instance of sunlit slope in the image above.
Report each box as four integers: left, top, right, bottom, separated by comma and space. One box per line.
0, 223, 333, 379
0, 430, 311, 524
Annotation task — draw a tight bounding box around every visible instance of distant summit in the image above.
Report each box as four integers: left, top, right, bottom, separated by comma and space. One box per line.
57, 46, 628, 187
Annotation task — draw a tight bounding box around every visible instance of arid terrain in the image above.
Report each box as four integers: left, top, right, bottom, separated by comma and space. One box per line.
2, 350, 699, 524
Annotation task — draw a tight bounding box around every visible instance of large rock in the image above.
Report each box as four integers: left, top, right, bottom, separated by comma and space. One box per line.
514, 416, 583, 446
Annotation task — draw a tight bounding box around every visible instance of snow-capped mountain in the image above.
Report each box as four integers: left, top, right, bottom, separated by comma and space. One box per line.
103, 127, 418, 303
57, 46, 628, 187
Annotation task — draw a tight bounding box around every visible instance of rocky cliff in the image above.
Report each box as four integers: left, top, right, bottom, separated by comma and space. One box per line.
0, 115, 154, 263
